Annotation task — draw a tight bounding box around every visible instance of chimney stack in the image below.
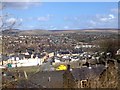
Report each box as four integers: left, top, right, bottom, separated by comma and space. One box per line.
105, 61, 108, 68
67, 64, 70, 71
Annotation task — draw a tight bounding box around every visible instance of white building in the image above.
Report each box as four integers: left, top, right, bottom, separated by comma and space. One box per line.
116, 49, 120, 55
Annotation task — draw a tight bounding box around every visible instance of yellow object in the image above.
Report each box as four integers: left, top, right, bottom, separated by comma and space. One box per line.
56, 65, 67, 71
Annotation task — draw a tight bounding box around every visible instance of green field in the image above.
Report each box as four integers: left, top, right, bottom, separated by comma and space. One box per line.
8, 66, 40, 77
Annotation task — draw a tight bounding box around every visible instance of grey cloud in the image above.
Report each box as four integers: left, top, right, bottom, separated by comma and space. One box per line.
2, 2, 41, 9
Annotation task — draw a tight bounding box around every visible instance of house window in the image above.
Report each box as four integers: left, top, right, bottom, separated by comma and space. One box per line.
81, 80, 87, 88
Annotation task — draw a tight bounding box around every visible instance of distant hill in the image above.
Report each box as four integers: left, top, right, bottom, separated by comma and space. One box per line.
2, 29, 21, 35
2, 29, 51, 36
19, 30, 51, 35
2, 28, 119, 36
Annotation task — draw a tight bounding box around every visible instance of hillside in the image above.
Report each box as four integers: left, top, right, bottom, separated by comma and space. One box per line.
2, 29, 119, 36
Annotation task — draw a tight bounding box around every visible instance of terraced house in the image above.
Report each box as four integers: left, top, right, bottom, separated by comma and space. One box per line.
25, 59, 118, 88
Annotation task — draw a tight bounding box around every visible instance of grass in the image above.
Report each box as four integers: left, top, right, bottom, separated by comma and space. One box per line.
2, 66, 41, 88
8, 66, 40, 77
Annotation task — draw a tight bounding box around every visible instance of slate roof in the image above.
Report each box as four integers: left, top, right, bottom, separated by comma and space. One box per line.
71, 65, 106, 81
24, 55, 31, 59
9, 54, 25, 60
29, 70, 65, 88
1, 55, 9, 61
19, 54, 25, 60
16, 79, 43, 88
58, 51, 70, 54
29, 65, 106, 88
71, 49, 83, 54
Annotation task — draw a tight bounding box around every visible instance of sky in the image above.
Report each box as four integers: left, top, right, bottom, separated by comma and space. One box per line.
1, 2, 119, 30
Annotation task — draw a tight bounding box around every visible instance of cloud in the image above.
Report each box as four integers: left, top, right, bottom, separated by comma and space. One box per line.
64, 26, 69, 29
50, 26, 54, 28
110, 8, 120, 15
26, 25, 35, 28
63, 15, 93, 29
100, 18, 108, 22
48, 25, 58, 30
89, 20, 96, 26
110, 8, 120, 14
3, 0, 40, 2
93, 14, 116, 22
52, 27, 57, 30
51, 12, 115, 29
111, 8, 118, 13
88, 13, 117, 28
38, 17, 49, 21
6, 17, 23, 24
37, 14, 52, 22
0, 17, 23, 29
6, 18, 17, 23
64, 16, 80, 22
109, 14, 115, 19
21, 25, 36, 30
2, 2, 41, 9
19, 18, 23, 22
0, 2, 3, 10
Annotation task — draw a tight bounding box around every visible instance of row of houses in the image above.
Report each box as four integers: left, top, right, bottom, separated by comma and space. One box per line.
14, 59, 118, 88
0, 52, 47, 67
1, 48, 120, 68
74, 44, 99, 49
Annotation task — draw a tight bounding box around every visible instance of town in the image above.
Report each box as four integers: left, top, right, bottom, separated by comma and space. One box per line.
1, 29, 120, 88
1, 1, 120, 89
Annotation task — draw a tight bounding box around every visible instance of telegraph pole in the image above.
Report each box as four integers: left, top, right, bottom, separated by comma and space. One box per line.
2, 35, 3, 65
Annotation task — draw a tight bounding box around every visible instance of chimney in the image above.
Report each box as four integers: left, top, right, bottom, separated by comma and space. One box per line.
86, 61, 90, 67
31, 54, 34, 59
67, 64, 70, 71
105, 61, 108, 68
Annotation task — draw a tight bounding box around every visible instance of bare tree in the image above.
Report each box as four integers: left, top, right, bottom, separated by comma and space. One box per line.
0, 3, 22, 65
0, 3, 22, 31
95, 39, 119, 58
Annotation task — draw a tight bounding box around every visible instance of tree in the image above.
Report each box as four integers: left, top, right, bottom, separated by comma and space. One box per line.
0, 3, 22, 65
95, 39, 119, 58
0, 3, 22, 31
